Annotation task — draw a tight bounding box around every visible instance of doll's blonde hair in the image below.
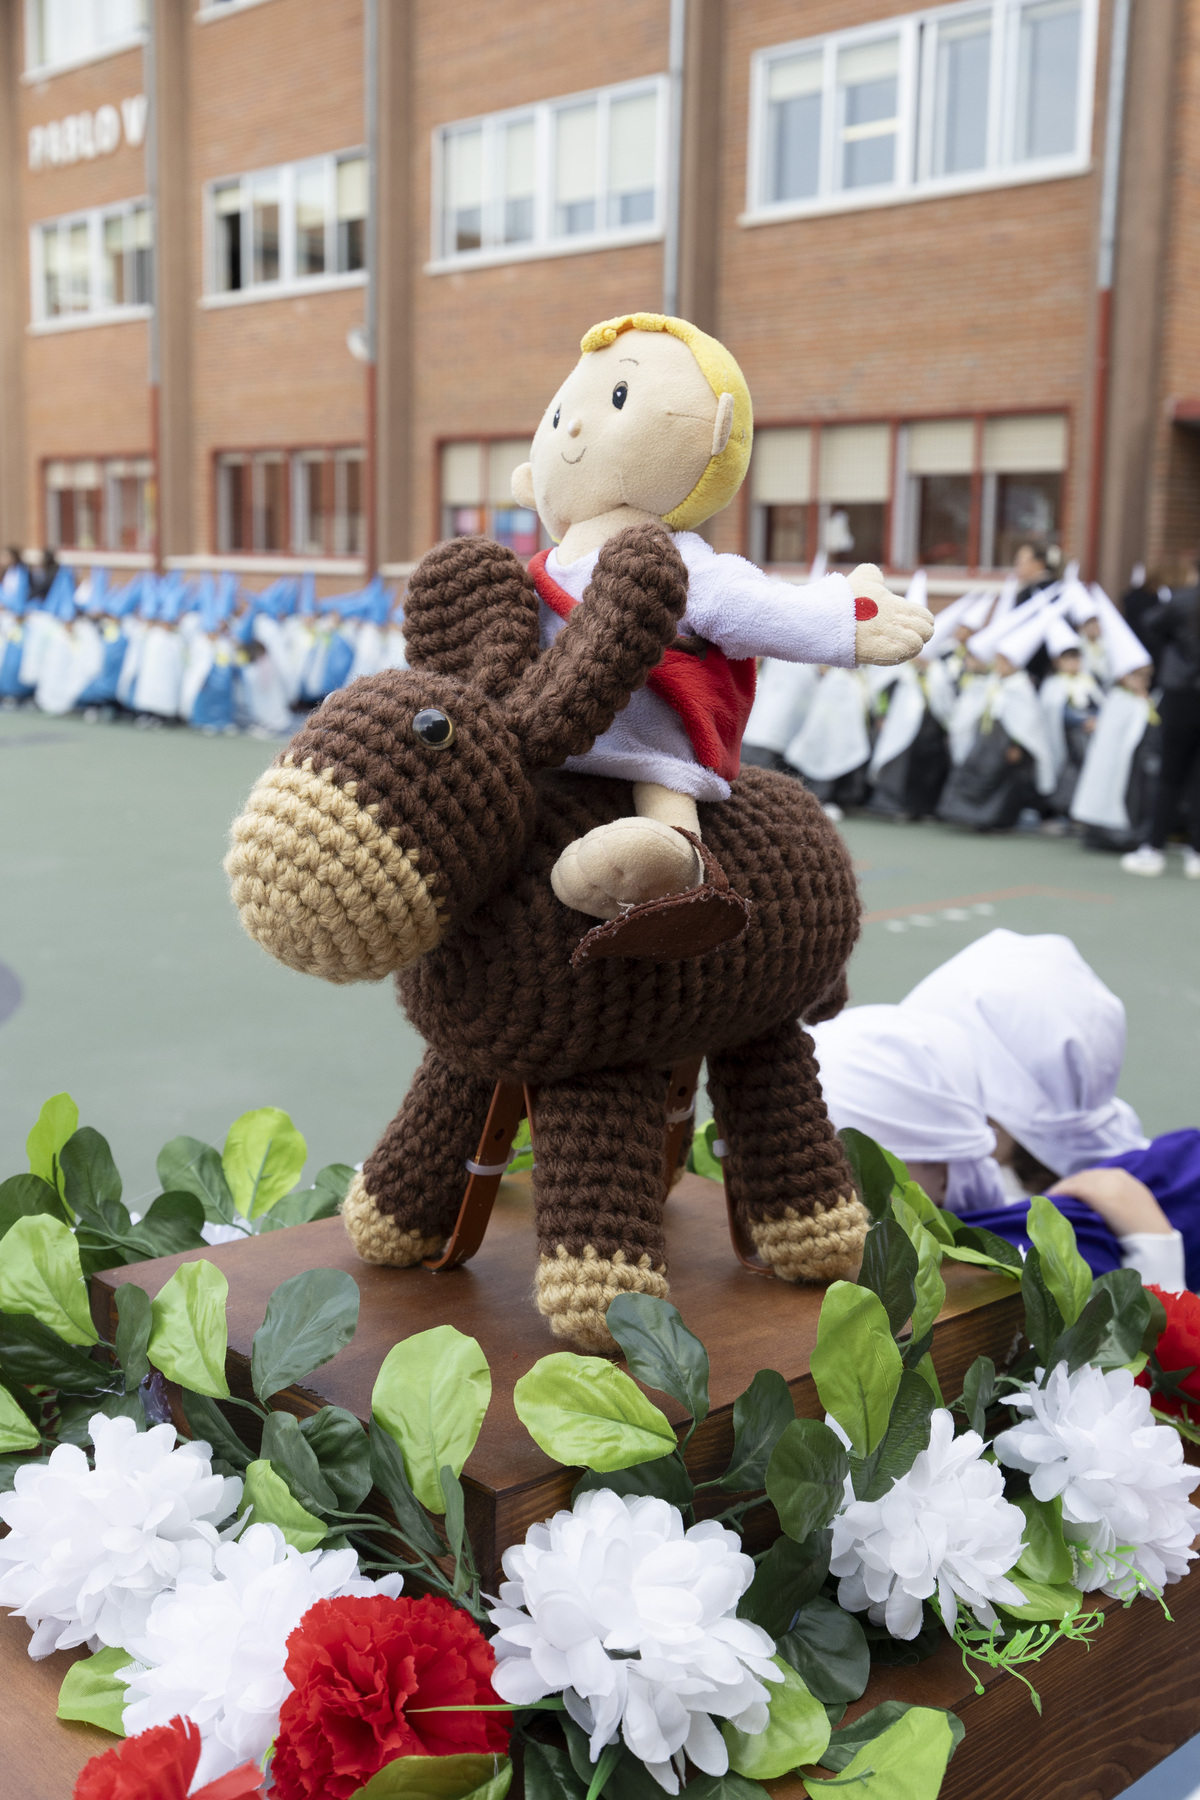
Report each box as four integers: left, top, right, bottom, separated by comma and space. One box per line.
579, 313, 753, 530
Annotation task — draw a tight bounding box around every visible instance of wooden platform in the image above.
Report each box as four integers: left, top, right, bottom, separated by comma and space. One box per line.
0, 1175, 1186, 1795
93, 1171, 1024, 1585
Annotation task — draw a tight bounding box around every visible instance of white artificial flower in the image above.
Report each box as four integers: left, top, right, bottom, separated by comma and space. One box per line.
994, 1363, 1200, 1600
487, 1488, 780, 1795
0, 1414, 242, 1657
829, 1409, 1026, 1641
120, 1521, 403, 1787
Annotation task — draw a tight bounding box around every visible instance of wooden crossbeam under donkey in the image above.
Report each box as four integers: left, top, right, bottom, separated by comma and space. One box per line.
225, 525, 867, 1348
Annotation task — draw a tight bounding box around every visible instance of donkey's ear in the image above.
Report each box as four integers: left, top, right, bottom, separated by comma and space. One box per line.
504, 523, 688, 771
404, 536, 540, 697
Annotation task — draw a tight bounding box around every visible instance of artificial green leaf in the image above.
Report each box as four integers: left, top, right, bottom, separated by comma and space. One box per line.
182, 1392, 252, 1470
1049, 1286, 1115, 1375
959, 1356, 996, 1437
0, 1381, 40, 1453
688, 1118, 724, 1183
0, 1173, 68, 1238
998, 1574, 1085, 1622
679, 1776, 769, 1799
949, 1222, 1023, 1273
839, 1129, 901, 1223
522, 1740, 588, 1800
57, 1392, 145, 1445
351, 1752, 512, 1799
0, 1369, 41, 1427
896, 1183, 955, 1247
910, 1352, 944, 1406
818, 1703, 963, 1773
369, 1419, 448, 1558
57, 1646, 130, 1736
853, 1370, 934, 1502
940, 1240, 1022, 1278
514, 1353, 674, 1474
856, 1219, 918, 1337
122, 1195, 208, 1261
440, 1465, 468, 1594
261, 1409, 338, 1513
810, 1283, 901, 1458
724, 1656, 830, 1779
26, 1093, 78, 1198
766, 1419, 849, 1541
1021, 1249, 1066, 1363
299, 1405, 372, 1509
573, 1452, 694, 1509
0, 1310, 112, 1395
605, 1293, 710, 1424
113, 1284, 152, 1392
222, 1107, 307, 1220
739, 1529, 831, 1636
559, 1723, 664, 1800
147, 1260, 230, 1398
373, 1324, 491, 1512
1091, 1269, 1168, 1370
720, 1369, 796, 1492
239, 1458, 326, 1549
250, 1268, 360, 1402
777, 1597, 870, 1704
0, 1214, 97, 1344
909, 1224, 947, 1343
1015, 1492, 1073, 1586
256, 1168, 350, 1232
1027, 1197, 1092, 1328
156, 1135, 238, 1224
804, 1704, 955, 1800
58, 1128, 125, 1229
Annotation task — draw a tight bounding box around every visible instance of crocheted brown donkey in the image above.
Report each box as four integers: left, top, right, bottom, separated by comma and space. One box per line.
226, 524, 867, 1348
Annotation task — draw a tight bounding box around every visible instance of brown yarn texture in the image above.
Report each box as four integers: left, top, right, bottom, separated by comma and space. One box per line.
227, 524, 863, 1338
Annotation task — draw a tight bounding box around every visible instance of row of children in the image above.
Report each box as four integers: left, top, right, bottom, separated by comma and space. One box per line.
741, 545, 1182, 863
0, 561, 407, 734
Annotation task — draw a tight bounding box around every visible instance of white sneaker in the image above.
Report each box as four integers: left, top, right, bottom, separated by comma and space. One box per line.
1121, 845, 1166, 876
1183, 848, 1200, 880
822, 803, 845, 822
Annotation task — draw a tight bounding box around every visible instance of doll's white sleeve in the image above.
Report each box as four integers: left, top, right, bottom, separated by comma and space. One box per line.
682, 549, 857, 668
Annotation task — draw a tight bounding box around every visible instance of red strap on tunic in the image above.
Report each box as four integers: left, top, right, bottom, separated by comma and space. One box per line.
528, 550, 757, 784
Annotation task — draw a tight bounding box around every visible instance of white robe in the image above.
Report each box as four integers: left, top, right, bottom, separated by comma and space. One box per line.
35, 618, 104, 715
867, 662, 927, 780
743, 659, 820, 756
1069, 687, 1152, 834
784, 667, 870, 783
133, 623, 186, 717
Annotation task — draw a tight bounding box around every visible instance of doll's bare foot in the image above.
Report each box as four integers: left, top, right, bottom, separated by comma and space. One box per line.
551, 816, 703, 920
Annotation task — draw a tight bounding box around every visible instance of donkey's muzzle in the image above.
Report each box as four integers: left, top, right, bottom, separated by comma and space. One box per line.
225, 756, 444, 983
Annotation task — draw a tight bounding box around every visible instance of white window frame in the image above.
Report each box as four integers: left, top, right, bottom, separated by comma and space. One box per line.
201, 149, 368, 308
28, 198, 153, 333
22, 0, 147, 79
428, 75, 670, 274
744, 0, 1098, 226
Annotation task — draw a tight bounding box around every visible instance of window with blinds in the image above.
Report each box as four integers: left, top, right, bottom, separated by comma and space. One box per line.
32, 200, 153, 326
750, 0, 1096, 219
435, 79, 667, 267
215, 449, 365, 557
440, 440, 543, 558
209, 152, 367, 297
45, 456, 154, 552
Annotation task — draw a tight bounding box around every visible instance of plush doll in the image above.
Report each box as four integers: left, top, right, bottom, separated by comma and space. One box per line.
227, 523, 871, 1348
509, 313, 934, 928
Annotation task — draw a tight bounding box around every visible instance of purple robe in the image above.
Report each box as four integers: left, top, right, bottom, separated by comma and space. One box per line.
957, 1131, 1200, 1289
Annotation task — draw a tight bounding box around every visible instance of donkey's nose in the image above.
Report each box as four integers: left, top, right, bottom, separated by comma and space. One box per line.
566, 416, 583, 438
225, 756, 445, 983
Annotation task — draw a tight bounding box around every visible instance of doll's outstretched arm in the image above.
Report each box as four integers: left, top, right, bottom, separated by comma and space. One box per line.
684, 553, 933, 669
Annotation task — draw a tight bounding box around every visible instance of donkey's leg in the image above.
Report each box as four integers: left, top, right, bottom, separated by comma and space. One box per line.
342, 1048, 494, 1267
532, 1066, 670, 1351
707, 1020, 867, 1282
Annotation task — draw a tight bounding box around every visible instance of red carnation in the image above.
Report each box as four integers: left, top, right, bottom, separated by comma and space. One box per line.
271, 1593, 510, 1800
1137, 1285, 1200, 1424
74, 1716, 264, 1800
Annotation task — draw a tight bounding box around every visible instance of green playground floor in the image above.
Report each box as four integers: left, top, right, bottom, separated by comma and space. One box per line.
2, 708, 1197, 1200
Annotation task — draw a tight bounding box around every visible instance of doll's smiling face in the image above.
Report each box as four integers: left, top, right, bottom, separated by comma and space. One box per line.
518, 330, 720, 546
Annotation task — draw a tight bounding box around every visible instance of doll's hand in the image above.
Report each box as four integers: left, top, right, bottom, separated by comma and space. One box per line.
551, 817, 702, 919
1047, 1168, 1172, 1236
850, 564, 935, 666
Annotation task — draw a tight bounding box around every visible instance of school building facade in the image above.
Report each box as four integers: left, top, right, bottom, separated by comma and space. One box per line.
0, 0, 1196, 594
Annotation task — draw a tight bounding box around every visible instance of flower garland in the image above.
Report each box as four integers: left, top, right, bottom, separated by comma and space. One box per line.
0, 1099, 1196, 1800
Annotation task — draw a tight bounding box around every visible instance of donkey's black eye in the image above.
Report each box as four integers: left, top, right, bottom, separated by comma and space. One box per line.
413, 708, 455, 750
552, 406, 561, 428
612, 382, 628, 410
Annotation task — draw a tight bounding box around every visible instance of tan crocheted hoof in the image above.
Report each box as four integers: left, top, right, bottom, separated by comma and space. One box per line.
226, 757, 445, 984
535, 1246, 670, 1351
342, 1173, 445, 1267
747, 1193, 868, 1283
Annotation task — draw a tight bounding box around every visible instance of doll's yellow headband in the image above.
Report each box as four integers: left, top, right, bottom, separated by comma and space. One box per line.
579, 312, 753, 531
